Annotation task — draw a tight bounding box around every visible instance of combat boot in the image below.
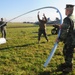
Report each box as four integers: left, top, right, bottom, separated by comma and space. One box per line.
62, 63, 73, 72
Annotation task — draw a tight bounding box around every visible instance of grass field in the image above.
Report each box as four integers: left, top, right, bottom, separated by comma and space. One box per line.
0, 23, 75, 75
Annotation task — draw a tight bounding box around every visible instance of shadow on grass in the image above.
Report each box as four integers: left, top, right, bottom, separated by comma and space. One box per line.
38, 70, 70, 75
38, 64, 72, 75
47, 34, 52, 36
0, 42, 36, 50
38, 71, 50, 75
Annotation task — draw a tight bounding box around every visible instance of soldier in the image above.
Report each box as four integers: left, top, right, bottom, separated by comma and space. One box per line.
0, 18, 7, 38
58, 4, 75, 72
37, 12, 48, 43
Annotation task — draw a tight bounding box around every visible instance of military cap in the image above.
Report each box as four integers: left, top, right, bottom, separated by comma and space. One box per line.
65, 4, 74, 9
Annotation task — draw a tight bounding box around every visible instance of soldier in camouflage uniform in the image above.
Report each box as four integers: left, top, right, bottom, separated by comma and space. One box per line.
0, 18, 7, 38
59, 4, 75, 72
37, 12, 48, 43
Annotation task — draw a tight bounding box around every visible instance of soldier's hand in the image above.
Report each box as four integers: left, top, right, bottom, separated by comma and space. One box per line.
59, 25, 62, 29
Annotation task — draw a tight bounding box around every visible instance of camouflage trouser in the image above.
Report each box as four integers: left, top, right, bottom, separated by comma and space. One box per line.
0, 26, 6, 38
63, 44, 74, 68
38, 29, 48, 41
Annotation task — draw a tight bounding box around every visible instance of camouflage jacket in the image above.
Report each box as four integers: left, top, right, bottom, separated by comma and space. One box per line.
0, 21, 6, 27
59, 15, 75, 46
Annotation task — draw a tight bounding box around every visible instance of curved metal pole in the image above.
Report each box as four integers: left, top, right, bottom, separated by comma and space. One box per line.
43, 7, 62, 67
8, 6, 63, 22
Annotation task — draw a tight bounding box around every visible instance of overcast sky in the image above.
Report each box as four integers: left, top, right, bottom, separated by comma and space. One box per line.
0, 0, 75, 22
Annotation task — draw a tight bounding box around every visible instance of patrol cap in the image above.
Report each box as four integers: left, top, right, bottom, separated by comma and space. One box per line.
65, 4, 74, 9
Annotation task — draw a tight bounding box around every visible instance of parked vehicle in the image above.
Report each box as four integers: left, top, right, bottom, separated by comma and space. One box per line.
51, 24, 59, 34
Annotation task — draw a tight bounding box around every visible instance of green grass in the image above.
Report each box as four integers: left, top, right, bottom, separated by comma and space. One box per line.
0, 23, 75, 75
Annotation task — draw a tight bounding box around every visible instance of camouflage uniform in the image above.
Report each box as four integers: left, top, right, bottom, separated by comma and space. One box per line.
59, 14, 75, 70
37, 13, 48, 42
0, 18, 7, 38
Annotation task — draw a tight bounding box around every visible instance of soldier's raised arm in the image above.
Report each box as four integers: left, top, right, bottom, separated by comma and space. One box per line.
37, 12, 41, 21
43, 13, 47, 22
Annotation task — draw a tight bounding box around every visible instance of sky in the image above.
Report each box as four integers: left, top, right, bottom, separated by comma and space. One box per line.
0, 0, 75, 22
